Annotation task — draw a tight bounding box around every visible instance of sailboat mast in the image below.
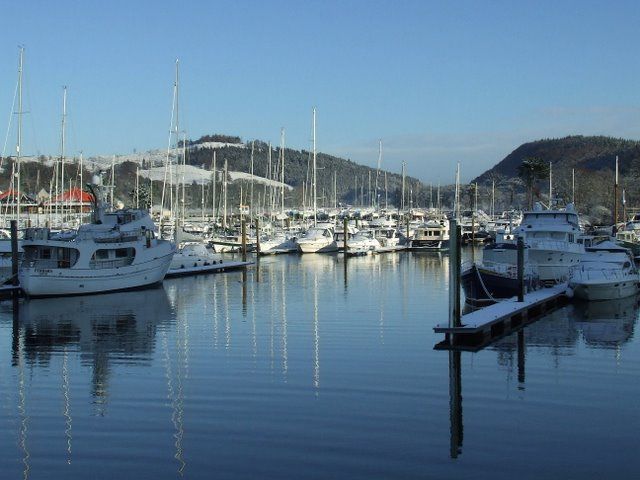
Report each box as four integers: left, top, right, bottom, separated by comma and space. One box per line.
549, 162, 553, 208
250, 141, 254, 219
16, 47, 24, 221
614, 156, 619, 225
333, 170, 337, 210
572, 168, 575, 206
474, 182, 478, 213
222, 159, 228, 230
312, 107, 317, 226
384, 171, 388, 209
401, 161, 406, 212
454, 162, 460, 221
280, 128, 285, 214
181, 133, 186, 223
110, 155, 115, 207
136, 166, 140, 209
60, 86, 67, 222
79, 151, 83, 220
211, 151, 217, 221
375, 139, 382, 210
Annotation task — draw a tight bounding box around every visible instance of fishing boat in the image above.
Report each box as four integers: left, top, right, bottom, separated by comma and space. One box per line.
19, 183, 175, 297
409, 218, 450, 251
568, 241, 639, 301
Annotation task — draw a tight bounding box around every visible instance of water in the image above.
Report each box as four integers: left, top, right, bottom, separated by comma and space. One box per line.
0, 252, 638, 479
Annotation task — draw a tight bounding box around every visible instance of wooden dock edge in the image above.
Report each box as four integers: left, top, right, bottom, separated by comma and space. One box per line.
434, 286, 569, 351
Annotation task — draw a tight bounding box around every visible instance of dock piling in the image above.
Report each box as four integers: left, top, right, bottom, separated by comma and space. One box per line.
517, 236, 525, 302
10, 220, 18, 290
241, 220, 247, 262
255, 217, 261, 255
343, 217, 348, 253
449, 220, 461, 331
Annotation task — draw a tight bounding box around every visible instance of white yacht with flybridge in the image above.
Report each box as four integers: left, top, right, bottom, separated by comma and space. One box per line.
19, 180, 175, 297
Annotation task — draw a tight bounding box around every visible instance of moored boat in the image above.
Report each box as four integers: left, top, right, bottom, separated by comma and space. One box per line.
19, 184, 175, 297
568, 241, 639, 301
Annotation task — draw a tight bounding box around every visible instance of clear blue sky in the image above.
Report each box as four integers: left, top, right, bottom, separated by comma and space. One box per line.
1, 0, 639, 182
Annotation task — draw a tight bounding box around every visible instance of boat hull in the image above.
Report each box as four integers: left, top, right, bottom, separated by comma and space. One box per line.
19, 253, 174, 297
297, 241, 338, 253
570, 279, 639, 301
461, 263, 533, 306
410, 239, 450, 251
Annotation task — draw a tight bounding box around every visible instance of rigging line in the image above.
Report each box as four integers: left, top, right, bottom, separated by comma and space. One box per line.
1, 72, 19, 161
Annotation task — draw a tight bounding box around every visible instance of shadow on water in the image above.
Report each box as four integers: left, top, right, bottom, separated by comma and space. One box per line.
448, 294, 639, 459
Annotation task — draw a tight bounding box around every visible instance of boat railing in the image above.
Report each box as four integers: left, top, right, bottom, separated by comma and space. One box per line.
463, 260, 538, 279
527, 239, 583, 252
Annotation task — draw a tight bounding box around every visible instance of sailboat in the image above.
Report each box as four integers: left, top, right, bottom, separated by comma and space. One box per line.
296, 108, 338, 254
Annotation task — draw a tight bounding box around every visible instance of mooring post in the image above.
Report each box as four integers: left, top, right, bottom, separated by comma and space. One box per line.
449, 219, 461, 333
255, 217, 261, 255
517, 236, 525, 302
10, 220, 19, 290
241, 220, 247, 262
406, 215, 410, 241
471, 215, 475, 262
343, 217, 348, 253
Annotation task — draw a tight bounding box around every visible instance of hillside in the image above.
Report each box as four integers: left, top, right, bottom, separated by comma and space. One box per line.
471, 135, 640, 222
473, 135, 640, 184
0, 133, 430, 210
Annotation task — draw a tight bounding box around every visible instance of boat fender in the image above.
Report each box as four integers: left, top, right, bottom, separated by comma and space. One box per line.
565, 286, 574, 299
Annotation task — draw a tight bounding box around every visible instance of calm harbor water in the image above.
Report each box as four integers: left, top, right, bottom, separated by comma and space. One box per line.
0, 251, 638, 479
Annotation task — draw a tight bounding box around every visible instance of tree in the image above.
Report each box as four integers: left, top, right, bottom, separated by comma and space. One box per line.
518, 157, 550, 209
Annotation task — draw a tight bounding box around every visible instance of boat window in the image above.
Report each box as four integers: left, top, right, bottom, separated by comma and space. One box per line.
116, 248, 130, 258
94, 249, 110, 260
40, 248, 51, 259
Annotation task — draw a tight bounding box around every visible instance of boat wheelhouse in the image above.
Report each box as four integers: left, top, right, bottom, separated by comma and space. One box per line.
410, 218, 450, 250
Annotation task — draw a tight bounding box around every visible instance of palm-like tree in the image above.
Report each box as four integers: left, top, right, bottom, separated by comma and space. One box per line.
518, 157, 550, 209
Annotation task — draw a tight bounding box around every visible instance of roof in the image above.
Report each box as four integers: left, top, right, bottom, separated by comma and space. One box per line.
50, 187, 94, 203
0, 189, 36, 203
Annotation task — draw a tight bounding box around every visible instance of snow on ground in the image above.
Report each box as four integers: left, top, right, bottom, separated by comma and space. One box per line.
14, 142, 246, 172
228, 171, 293, 190
139, 164, 292, 189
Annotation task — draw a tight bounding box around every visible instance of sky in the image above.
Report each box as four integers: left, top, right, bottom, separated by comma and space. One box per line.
1, 0, 639, 183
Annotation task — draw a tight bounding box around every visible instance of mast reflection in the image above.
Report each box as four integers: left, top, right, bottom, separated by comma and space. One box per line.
448, 350, 463, 459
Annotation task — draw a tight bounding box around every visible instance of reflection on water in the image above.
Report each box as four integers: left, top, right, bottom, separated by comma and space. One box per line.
451, 295, 640, 460
19, 287, 172, 410
0, 254, 638, 479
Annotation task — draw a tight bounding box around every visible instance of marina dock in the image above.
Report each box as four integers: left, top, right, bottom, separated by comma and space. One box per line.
434, 284, 568, 351
165, 259, 252, 277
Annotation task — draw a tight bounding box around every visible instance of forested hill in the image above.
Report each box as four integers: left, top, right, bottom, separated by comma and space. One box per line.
181, 134, 428, 207
473, 135, 640, 185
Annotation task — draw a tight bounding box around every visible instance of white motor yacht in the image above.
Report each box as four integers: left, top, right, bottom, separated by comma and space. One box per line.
346, 229, 381, 255
259, 232, 299, 255
568, 241, 639, 301
483, 203, 584, 283
296, 224, 338, 253
19, 184, 175, 297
